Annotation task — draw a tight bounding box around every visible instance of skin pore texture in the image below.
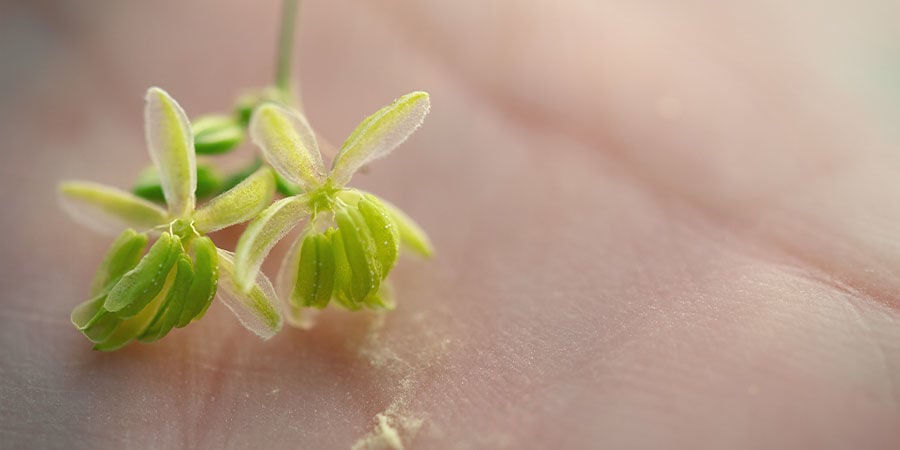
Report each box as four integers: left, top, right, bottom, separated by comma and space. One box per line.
2, 1, 900, 449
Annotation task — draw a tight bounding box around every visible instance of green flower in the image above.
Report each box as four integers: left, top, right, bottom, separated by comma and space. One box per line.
59, 87, 280, 350
234, 92, 434, 328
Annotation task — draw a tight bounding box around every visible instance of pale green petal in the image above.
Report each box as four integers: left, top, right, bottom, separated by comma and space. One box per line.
329, 91, 430, 187
234, 195, 310, 292
145, 87, 197, 217
192, 168, 276, 233
249, 103, 325, 191
380, 198, 434, 258
216, 249, 283, 339
59, 181, 169, 235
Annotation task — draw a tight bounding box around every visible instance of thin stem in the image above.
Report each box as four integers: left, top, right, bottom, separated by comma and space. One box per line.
275, 0, 300, 98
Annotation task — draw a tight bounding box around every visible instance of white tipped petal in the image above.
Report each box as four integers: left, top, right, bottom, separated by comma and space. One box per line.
59, 181, 168, 235
192, 168, 276, 233
249, 103, 325, 192
216, 250, 283, 339
329, 91, 430, 187
145, 87, 197, 217
233, 195, 310, 292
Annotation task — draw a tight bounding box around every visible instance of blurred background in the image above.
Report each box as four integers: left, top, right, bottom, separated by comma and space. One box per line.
2, 1, 900, 449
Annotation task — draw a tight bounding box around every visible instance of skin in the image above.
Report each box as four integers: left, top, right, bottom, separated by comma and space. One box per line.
1, 1, 900, 448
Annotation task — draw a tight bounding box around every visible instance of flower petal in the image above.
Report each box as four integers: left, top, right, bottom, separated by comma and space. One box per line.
192, 168, 276, 233
59, 181, 169, 235
249, 103, 325, 191
234, 195, 310, 292
145, 87, 197, 217
329, 91, 430, 187
216, 249, 283, 339
380, 198, 434, 258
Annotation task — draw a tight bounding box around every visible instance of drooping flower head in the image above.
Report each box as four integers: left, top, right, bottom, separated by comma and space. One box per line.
235, 92, 434, 327
59, 88, 281, 350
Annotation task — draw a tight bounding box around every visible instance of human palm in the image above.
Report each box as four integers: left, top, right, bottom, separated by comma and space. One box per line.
2, 1, 899, 449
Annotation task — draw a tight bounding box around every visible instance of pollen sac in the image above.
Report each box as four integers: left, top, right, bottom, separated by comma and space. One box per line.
138, 253, 194, 343
192, 115, 244, 155
356, 194, 399, 275
292, 232, 335, 309
104, 232, 183, 318
133, 164, 223, 202
335, 205, 381, 304
72, 229, 200, 351
292, 196, 404, 312
176, 236, 219, 326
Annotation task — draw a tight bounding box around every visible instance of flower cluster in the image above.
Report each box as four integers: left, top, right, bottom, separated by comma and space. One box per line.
59, 88, 432, 350
236, 93, 433, 327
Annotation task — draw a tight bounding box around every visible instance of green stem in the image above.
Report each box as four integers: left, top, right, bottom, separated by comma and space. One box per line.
275, 0, 300, 99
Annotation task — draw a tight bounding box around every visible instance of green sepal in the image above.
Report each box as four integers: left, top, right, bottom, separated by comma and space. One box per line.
104, 232, 182, 318
138, 253, 194, 343
335, 206, 381, 304
176, 236, 219, 327
133, 164, 223, 203
89, 229, 148, 296
357, 194, 399, 277
192, 115, 244, 155
292, 233, 335, 309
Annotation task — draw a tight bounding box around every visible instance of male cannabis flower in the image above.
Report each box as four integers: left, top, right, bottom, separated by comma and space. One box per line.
235, 92, 433, 327
59, 88, 282, 350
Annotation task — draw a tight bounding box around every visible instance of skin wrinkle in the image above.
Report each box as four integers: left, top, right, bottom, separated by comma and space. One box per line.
3, 1, 900, 449
367, 1, 900, 314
